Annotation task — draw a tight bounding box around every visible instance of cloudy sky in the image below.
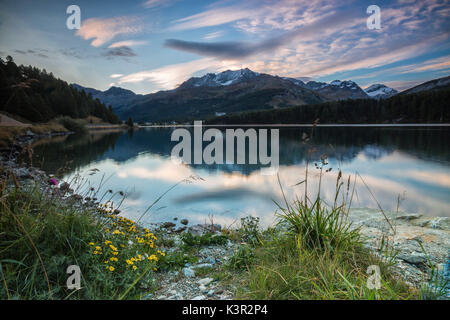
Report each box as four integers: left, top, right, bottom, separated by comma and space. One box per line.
0, 0, 449, 94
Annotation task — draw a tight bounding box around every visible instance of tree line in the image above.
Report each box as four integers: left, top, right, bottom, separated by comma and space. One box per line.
0, 56, 121, 124
207, 88, 449, 124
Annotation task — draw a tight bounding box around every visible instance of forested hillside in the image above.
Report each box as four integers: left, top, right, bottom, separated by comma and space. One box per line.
207, 87, 450, 124
0, 56, 121, 124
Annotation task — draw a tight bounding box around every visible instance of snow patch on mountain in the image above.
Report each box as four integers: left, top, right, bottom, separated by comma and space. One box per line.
364, 84, 398, 99
180, 68, 260, 88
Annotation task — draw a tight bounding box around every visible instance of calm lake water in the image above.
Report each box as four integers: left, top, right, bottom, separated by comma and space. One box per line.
31, 126, 450, 227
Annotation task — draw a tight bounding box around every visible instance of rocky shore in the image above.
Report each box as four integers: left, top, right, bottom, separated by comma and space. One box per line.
348, 208, 449, 296
1, 133, 449, 300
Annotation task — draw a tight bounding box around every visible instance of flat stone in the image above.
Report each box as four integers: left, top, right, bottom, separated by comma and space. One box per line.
188, 223, 222, 236
430, 217, 450, 230
175, 226, 187, 233
162, 222, 176, 229
198, 277, 214, 286
182, 267, 195, 277
397, 253, 428, 266
192, 295, 206, 300
13, 168, 30, 178
193, 263, 213, 269
203, 257, 216, 264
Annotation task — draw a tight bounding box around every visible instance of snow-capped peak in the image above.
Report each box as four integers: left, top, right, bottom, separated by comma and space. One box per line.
305, 79, 360, 91
180, 68, 260, 88
364, 84, 398, 99
330, 80, 358, 89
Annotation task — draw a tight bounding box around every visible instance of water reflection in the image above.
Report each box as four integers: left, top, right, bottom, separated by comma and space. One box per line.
31, 126, 450, 226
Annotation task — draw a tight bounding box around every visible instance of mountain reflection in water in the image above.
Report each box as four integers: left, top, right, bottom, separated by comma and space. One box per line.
31, 126, 450, 226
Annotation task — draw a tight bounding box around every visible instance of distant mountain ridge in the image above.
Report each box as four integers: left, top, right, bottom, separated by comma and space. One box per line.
71, 70, 449, 122
71, 84, 142, 115
178, 68, 260, 88
401, 75, 450, 95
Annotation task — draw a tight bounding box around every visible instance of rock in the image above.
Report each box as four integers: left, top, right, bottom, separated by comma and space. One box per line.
193, 263, 213, 269
204, 257, 216, 265
397, 253, 428, 266
207, 290, 215, 297
181, 219, 189, 225
430, 217, 450, 230
71, 194, 83, 201
173, 217, 178, 221
162, 222, 176, 229
174, 226, 187, 233
396, 213, 422, 221
188, 223, 222, 236
143, 293, 152, 300
192, 295, 206, 300
13, 168, 30, 178
60, 182, 70, 191
182, 267, 195, 277
198, 277, 214, 286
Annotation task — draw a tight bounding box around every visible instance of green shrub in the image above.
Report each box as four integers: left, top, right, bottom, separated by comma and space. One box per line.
181, 232, 228, 247
57, 116, 87, 134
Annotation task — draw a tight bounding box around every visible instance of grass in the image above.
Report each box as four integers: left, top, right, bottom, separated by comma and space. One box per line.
181, 232, 229, 247
0, 127, 27, 148
0, 122, 68, 148
0, 173, 167, 300
219, 153, 420, 300
232, 230, 416, 299
56, 117, 87, 134
224, 214, 419, 300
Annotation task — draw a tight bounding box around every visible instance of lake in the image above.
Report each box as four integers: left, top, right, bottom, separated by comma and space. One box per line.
30, 125, 450, 227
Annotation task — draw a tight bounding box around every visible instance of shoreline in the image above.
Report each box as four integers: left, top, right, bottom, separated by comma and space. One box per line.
139, 123, 450, 128
1, 132, 449, 300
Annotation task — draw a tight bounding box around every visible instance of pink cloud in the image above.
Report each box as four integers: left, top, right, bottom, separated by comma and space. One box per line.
76, 16, 143, 47
108, 40, 148, 48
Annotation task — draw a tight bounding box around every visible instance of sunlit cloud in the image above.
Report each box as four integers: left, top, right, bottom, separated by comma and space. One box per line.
169, 4, 260, 31
117, 58, 240, 90
108, 40, 148, 48
76, 16, 143, 47
203, 31, 224, 40
142, 0, 172, 8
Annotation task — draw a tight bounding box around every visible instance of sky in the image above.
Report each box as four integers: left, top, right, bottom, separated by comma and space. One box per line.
0, 0, 449, 94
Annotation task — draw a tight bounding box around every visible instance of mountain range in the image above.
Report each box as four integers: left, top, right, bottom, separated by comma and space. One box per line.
71, 69, 448, 122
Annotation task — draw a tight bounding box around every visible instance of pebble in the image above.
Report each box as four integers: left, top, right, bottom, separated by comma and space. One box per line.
192, 295, 206, 300
182, 267, 195, 278
193, 263, 213, 269
198, 277, 214, 286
